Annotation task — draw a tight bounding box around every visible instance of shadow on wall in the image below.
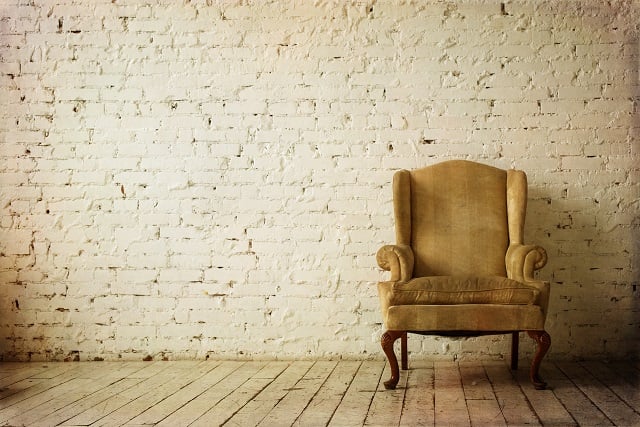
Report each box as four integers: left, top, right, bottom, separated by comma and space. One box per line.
569, 31, 638, 361
527, 16, 639, 360
633, 222, 640, 361
631, 34, 640, 362
549, 211, 638, 361
618, 30, 639, 361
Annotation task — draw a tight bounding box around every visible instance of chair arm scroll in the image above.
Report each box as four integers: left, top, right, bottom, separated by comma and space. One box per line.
506, 244, 547, 282
376, 244, 414, 282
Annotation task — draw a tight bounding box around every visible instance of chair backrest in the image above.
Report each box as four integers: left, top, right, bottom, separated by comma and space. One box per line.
393, 160, 524, 278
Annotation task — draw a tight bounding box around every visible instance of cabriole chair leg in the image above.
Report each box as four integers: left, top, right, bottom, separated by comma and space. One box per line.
381, 330, 405, 390
527, 330, 551, 389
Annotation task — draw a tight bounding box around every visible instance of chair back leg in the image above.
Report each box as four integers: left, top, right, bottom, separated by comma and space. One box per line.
401, 332, 408, 370
511, 332, 519, 370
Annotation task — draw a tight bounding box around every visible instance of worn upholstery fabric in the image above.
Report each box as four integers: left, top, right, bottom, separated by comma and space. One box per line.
378, 160, 549, 333
384, 304, 546, 331
395, 161, 509, 278
379, 276, 540, 306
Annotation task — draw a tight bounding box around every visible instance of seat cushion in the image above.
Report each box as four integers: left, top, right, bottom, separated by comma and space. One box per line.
385, 304, 546, 331
386, 276, 540, 306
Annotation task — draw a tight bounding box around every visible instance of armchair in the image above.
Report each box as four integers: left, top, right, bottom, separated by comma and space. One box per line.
376, 160, 550, 390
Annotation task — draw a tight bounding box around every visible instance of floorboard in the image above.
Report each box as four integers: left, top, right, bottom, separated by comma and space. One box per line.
161, 361, 267, 427
221, 361, 313, 426
556, 362, 640, 426
581, 361, 640, 414
293, 360, 360, 426
0, 359, 636, 426
434, 361, 471, 426
329, 360, 384, 427
259, 361, 337, 426
483, 361, 540, 426
398, 360, 434, 426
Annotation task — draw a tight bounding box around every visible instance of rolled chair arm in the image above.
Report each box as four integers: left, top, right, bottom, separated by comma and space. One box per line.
506, 243, 548, 282
506, 243, 550, 315
376, 244, 414, 282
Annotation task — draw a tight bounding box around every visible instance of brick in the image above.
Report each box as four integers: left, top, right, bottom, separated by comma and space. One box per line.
492, 101, 539, 116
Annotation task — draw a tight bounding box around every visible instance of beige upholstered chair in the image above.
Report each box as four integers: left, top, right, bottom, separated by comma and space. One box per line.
376, 160, 550, 390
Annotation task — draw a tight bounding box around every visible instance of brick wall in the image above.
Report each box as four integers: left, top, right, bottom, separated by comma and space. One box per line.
0, 0, 638, 361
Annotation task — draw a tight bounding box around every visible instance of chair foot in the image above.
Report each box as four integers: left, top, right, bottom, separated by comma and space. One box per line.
381, 330, 404, 390
527, 330, 551, 389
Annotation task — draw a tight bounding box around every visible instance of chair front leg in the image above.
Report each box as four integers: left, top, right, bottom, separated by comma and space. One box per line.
527, 330, 551, 389
381, 330, 405, 390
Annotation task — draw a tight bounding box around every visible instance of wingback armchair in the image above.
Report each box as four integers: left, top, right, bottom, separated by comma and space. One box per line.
376, 160, 550, 390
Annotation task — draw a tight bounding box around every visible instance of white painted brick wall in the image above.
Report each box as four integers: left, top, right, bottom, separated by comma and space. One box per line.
0, 0, 638, 362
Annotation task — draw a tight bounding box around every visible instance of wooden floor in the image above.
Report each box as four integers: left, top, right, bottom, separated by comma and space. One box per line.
0, 360, 637, 426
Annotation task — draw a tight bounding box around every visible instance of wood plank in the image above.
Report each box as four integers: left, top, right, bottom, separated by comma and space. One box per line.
434, 361, 470, 426
11, 369, 143, 427
258, 361, 337, 426
30, 363, 183, 427
364, 362, 408, 426
127, 361, 239, 425
0, 363, 53, 385
483, 362, 540, 426
556, 362, 640, 426
60, 361, 195, 426
328, 360, 384, 427
209, 361, 313, 426
293, 360, 360, 426
0, 362, 73, 389
1, 363, 138, 426
188, 361, 287, 427
30, 363, 88, 379
34, 378, 144, 427
157, 361, 269, 427
581, 361, 640, 413
515, 364, 577, 426
0, 363, 104, 422
0, 378, 97, 425
459, 362, 495, 400
542, 362, 613, 426
459, 363, 506, 426
122, 361, 172, 379
0, 372, 73, 412
399, 360, 435, 426
89, 361, 213, 426
0, 362, 34, 375
466, 399, 507, 427
0, 376, 47, 402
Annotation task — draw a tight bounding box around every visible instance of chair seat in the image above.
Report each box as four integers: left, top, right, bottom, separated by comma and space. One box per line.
386, 276, 540, 306
385, 304, 546, 331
